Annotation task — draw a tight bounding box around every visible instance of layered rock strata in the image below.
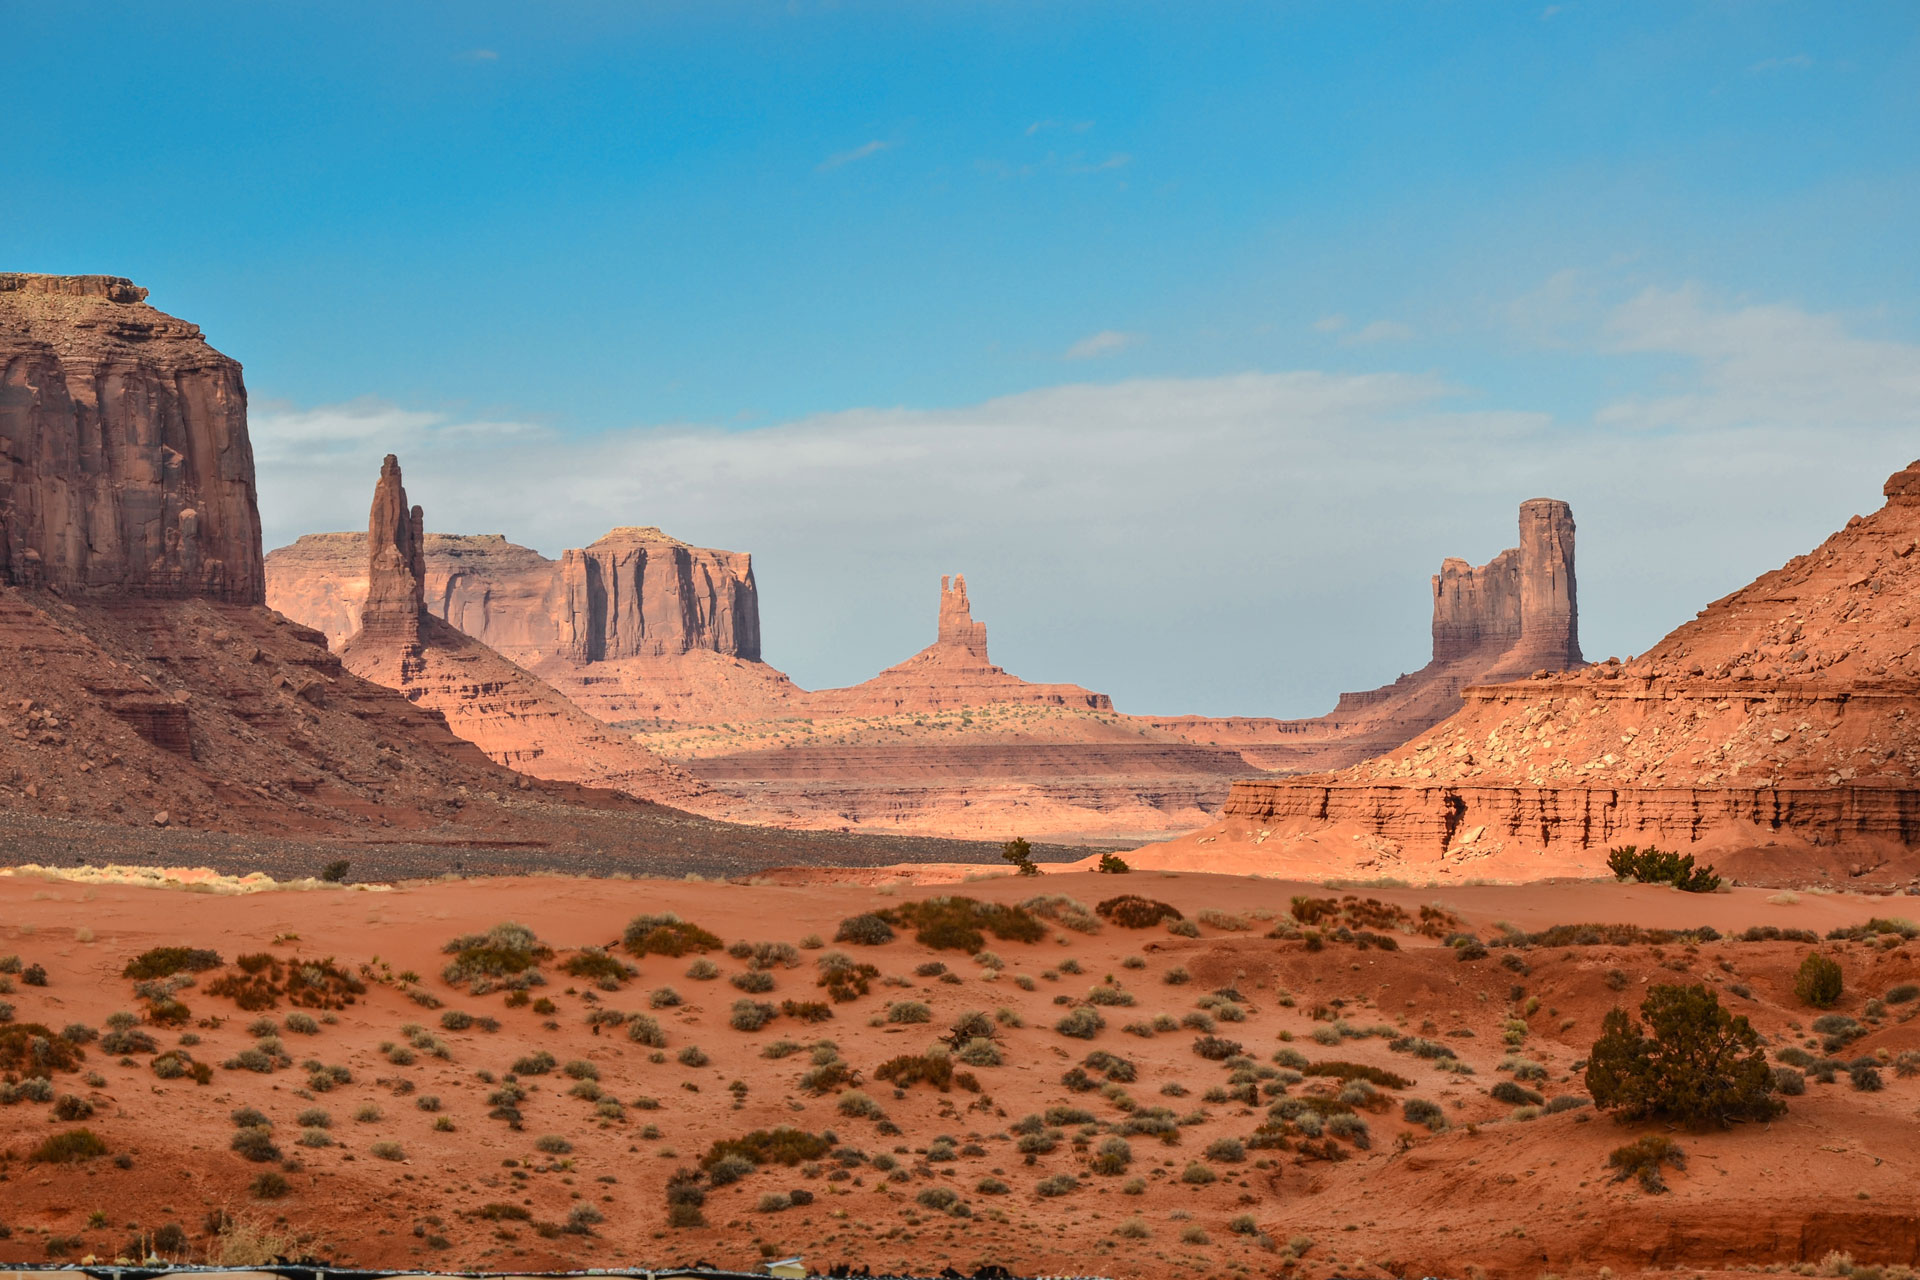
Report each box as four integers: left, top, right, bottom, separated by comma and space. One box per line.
1192, 461, 1920, 878
338, 458, 704, 807
1148, 499, 1585, 771
0, 273, 263, 603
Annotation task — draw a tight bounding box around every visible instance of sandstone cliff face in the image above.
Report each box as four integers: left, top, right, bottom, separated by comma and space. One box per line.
1149, 498, 1584, 771
337, 458, 704, 808
1195, 461, 1920, 878
267, 527, 759, 664
0, 274, 263, 603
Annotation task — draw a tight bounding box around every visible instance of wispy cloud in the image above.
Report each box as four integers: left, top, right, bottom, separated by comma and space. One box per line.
1066, 153, 1131, 174
1312, 314, 1347, 333
1341, 319, 1416, 346
252, 289, 1920, 715
1749, 54, 1813, 74
1064, 330, 1141, 360
453, 49, 499, 62
817, 139, 892, 172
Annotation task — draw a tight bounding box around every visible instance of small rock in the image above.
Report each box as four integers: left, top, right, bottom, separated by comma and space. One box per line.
152, 809, 170, 826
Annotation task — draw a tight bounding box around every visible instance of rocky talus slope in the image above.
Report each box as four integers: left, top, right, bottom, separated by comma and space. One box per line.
1146, 498, 1586, 771
338, 457, 705, 807
1186, 460, 1920, 883
0, 273, 262, 602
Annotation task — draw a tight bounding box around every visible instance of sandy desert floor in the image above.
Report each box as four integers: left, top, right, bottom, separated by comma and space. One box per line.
1, 865, 1918, 1279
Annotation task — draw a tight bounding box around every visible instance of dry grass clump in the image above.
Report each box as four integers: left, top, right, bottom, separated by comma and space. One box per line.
1303, 1060, 1412, 1089
816, 952, 879, 1003
729, 940, 803, 970
731, 999, 778, 1031
700, 1126, 834, 1171
1055, 1007, 1105, 1040
1020, 894, 1102, 934
624, 913, 723, 958
780, 999, 833, 1023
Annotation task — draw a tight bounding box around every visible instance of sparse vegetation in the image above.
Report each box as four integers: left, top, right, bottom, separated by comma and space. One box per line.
440, 923, 551, 994
1096, 895, 1184, 929
623, 913, 723, 958
1606, 845, 1722, 893
1586, 984, 1782, 1128
1795, 953, 1844, 1009
1608, 1134, 1686, 1192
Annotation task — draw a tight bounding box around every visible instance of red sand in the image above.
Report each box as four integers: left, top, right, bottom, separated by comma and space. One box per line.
2, 868, 1918, 1278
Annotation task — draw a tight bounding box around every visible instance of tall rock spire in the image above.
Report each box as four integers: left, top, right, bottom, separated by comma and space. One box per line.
359, 454, 426, 646
937, 574, 989, 656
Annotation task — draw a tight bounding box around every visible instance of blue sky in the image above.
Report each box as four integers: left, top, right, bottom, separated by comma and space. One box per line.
6, 2, 1918, 715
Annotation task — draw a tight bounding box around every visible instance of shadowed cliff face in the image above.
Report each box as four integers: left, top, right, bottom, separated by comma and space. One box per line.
0, 274, 263, 603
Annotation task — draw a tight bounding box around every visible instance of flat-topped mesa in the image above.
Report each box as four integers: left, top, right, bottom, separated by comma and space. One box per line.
357, 455, 426, 646
937, 574, 989, 655
0, 272, 263, 603
559, 526, 760, 663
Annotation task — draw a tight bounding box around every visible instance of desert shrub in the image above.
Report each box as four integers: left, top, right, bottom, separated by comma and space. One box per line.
1086, 984, 1134, 1008
1489, 1080, 1542, 1106
511, 1049, 557, 1075
731, 969, 776, 994
31, 1128, 107, 1163
1192, 1035, 1243, 1061
1402, 1097, 1446, 1130
1608, 1134, 1685, 1192
623, 913, 723, 958
733, 940, 803, 971
51, 1093, 93, 1120
799, 1060, 856, 1094
626, 1014, 668, 1048
1850, 1063, 1884, 1092
1606, 845, 1721, 892
781, 999, 833, 1023
956, 1037, 1002, 1066
562, 1058, 598, 1081
886, 1000, 933, 1024
1772, 1066, 1807, 1095
230, 1126, 280, 1162
686, 957, 721, 980
560, 948, 637, 986
1205, 1136, 1246, 1163
1021, 894, 1102, 934
283, 1011, 319, 1035
1586, 983, 1782, 1128
1056, 1007, 1105, 1040
1179, 1161, 1217, 1185
1084, 1049, 1137, 1082
876, 1053, 978, 1093
1896, 1050, 1920, 1079
678, 1045, 709, 1067
1302, 1060, 1411, 1089
1197, 908, 1250, 932
0, 1023, 85, 1074
1884, 983, 1920, 1005
1795, 953, 1844, 1009
535, 1133, 573, 1154
702, 1126, 834, 1171
1097, 895, 1184, 929
122, 947, 223, 980
837, 1089, 885, 1119
646, 986, 684, 1009
731, 999, 778, 1031
1036, 1173, 1079, 1197
441, 923, 550, 995
876, 897, 1046, 953
834, 914, 895, 946
370, 1140, 404, 1161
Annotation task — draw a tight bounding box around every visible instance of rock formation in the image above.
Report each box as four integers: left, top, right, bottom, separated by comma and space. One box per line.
0, 273, 263, 603
1183, 460, 1920, 880
1147, 498, 1586, 771
337, 458, 704, 807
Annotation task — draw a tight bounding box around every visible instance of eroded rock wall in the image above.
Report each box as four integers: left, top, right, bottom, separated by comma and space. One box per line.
0, 274, 263, 603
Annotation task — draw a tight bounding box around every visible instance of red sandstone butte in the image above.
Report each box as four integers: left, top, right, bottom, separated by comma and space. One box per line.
0, 273, 262, 602
1149, 461, 1920, 884
0, 276, 653, 839
338, 456, 705, 807
1145, 497, 1586, 771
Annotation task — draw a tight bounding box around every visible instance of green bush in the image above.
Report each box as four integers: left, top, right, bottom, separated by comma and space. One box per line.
1606, 845, 1721, 893
1586, 984, 1782, 1128
31, 1128, 108, 1163
1097, 896, 1183, 929
700, 1126, 834, 1170
121, 947, 222, 980
1794, 953, 1843, 1009
1098, 853, 1131, 874
833, 914, 895, 946
875, 897, 1046, 953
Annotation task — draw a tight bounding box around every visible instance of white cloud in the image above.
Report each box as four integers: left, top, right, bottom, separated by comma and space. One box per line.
817, 139, 892, 171
251, 289, 1920, 717
1341, 319, 1416, 345
1063, 329, 1142, 360
1312, 314, 1347, 333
